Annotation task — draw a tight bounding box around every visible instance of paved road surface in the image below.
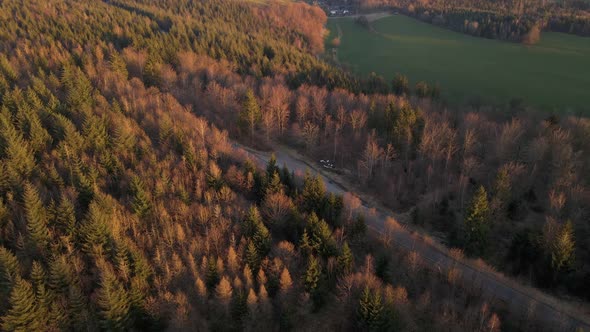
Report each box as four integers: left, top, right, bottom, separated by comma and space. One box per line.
234, 143, 590, 331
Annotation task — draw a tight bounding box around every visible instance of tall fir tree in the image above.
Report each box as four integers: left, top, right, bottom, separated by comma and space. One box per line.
1, 278, 40, 332
23, 183, 50, 251
463, 186, 490, 255
239, 89, 261, 139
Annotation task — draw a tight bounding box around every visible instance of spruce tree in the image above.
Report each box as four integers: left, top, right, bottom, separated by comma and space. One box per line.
245, 241, 261, 273
304, 255, 321, 294
130, 175, 151, 217
24, 183, 50, 251
206, 256, 220, 290
1, 278, 40, 332
358, 285, 384, 331
97, 271, 132, 331
338, 241, 354, 275
239, 89, 261, 139
0, 246, 20, 297
463, 186, 490, 255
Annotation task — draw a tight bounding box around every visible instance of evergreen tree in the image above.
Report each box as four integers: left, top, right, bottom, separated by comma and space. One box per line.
266, 154, 279, 178
130, 175, 151, 217
302, 173, 326, 214
23, 183, 50, 251
0, 246, 20, 297
464, 186, 490, 255
357, 285, 384, 331
252, 220, 271, 258
338, 241, 354, 275
56, 195, 76, 236
245, 241, 261, 273
1, 278, 40, 332
97, 271, 132, 331
303, 255, 321, 294
109, 52, 128, 79
239, 89, 261, 139
206, 256, 220, 290
266, 172, 283, 196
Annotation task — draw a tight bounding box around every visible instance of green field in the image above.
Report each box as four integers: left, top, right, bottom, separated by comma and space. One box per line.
327, 15, 590, 113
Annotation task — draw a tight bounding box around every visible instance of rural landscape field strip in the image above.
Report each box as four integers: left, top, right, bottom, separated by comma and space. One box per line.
328, 15, 590, 112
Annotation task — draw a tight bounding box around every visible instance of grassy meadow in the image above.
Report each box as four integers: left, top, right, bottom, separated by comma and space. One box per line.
327, 15, 590, 113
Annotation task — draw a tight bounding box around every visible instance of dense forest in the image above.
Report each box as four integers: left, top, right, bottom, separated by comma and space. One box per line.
0, 0, 588, 331
351, 0, 590, 42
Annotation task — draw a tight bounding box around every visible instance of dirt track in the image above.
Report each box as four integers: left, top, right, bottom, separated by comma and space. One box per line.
233, 142, 590, 331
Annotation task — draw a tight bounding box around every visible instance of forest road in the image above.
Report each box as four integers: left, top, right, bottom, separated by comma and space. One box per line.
232, 142, 590, 331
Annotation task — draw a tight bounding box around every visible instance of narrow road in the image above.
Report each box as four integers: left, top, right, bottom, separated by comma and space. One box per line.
234, 142, 590, 331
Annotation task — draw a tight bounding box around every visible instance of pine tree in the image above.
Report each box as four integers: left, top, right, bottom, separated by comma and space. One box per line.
252, 221, 271, 257
266, 154, 279, 178
357, 285, 384, 331
130, 175, 151, 217
245, 241, 261, 273
56, 195, 76, 236
206, 256, 220, 290
464, 186, 490, 255
230, 289, 248, 323
109, 52, 128, 79
97, 271, 132, 331
0, 246, 20, 298
304, 255, 321, 294
338, 241, 354, 275
266, 172, 283, 196
239, 89, 261, 139
23, 183, 50, 251
302, 173, 326, 214
1, 278, 40, 332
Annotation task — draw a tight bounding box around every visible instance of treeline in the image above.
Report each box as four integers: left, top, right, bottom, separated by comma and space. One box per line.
0, 0, 547, 331
352, 0, 590, 41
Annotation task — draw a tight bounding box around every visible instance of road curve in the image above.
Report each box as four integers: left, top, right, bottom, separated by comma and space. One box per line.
233, 143, 590, 331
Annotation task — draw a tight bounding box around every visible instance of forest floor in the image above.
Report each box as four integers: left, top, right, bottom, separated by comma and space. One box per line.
234, 141, 590, 331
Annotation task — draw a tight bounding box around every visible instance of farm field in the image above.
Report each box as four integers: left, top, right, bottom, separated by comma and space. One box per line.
327, 15, 590, 113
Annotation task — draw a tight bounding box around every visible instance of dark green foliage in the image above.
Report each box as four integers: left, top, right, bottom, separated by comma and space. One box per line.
301, 172, 326, 214
305, 213, 337, 258
357, 286, 384, 331
0, 246, 20, 298
338, 241, 354, 275
97, 271, 132, 331
109, 52, 128, 79
206, 257, 220, 290
303, 255, 321, 294
1, 278, 40, 332
239, 89, 261, 139
129, 175, 151, 217
23, 183, 50, 251
230, 290, 248, 325
55, 196, 76, 236
245, 241, 261, 273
